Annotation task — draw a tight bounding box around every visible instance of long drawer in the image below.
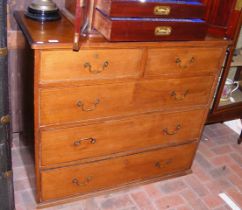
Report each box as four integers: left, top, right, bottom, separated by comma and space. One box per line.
41, 142, 197, 201
94, 10, 207, 42
145, 47, 224, 76
41, 109, 205, 166
39, 49, 143, 83
39, 76, 214, 126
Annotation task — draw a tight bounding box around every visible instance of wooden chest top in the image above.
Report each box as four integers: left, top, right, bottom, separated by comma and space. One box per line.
14, 11, 230, 49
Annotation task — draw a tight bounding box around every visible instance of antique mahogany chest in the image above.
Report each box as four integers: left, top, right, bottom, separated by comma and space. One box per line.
15, 11, 228, 206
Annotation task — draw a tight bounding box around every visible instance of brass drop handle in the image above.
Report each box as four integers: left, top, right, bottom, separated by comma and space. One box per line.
76, 99, 100, 112
73, 138, 96, 146
175, 57, 195, 69
171, 90, 189, 100
155, 159, 172, 169
72, 176, 92, 187
163, 124, 181, 135
83, 61, 109, 74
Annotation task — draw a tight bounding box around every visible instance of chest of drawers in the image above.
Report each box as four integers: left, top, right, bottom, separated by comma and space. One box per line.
15, 12, 229, 206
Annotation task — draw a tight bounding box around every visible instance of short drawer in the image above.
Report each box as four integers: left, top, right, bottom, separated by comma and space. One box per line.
145, 47, 224, 76
41, 109, 205, 166
96, 0, 206, 19
39, 49, 143, 82
41, 142, 197, 201
39, 76, 214, 126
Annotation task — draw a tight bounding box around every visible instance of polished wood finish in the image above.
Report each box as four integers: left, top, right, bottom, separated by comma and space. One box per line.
64, 0, 76, 17
14, 11, 230, 49
39, 49, 143, 82
96, 0, 206, 18
41, 142, 197, 201
145, 47, 225, 76
64, 0, 95, 32
204, 0, 240, 39
41, 109, 205, 166
39, 76, 214, 126
37, 44, 227, 84
14, 13, 74, 49
14, 11, 228, 205
94, 9, 208, 41
206, 0, 236, 27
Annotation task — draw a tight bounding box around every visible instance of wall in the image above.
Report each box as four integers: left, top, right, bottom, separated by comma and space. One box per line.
7, 0, 64, 134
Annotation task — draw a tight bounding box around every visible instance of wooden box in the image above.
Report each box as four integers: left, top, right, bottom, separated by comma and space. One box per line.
96, 0, 206, 19
94, 9, 208, 41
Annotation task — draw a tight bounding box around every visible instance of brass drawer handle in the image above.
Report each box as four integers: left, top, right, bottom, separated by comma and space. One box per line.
73, 138, 96, 146
0, 115, 10, 125
72, 176, 92, 187
154, 6, 171, 15
175, 57, 195, 69
83, 61, 109, 74
155, 159, 172, 168
76, 99, 100, 112
155, 26, 172, 36
171, 90, 189, 100
163, 124, 181, 135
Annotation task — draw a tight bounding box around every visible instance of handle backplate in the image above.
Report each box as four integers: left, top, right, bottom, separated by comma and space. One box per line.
163, 124, 181, 135
155, 159, 172, 169
175, 57, 195, 69
72, 176, 92, 187
171, 90, 189, 100
84, 61, 109, 74
74, 137, 96, 146
76, 98, 100, 111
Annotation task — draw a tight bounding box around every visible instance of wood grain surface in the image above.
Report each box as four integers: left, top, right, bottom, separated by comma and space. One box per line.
39, 49, 143, 82
41, 142, 197, 201
14, 11, 229, 205
39, 76, 214, 126
41, 109, 205, 166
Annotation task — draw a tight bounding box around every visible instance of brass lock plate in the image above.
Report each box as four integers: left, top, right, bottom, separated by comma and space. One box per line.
154, 26, 172, 36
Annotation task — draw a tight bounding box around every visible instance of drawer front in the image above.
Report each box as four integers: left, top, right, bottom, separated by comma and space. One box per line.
39, 76, 214, 125
96, 0, 206, 19
41, 142, 197, 201
41, 109, 205, 166
94, 10, 207, 42
39, 49, 143, 82
145, 47, 224, 76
